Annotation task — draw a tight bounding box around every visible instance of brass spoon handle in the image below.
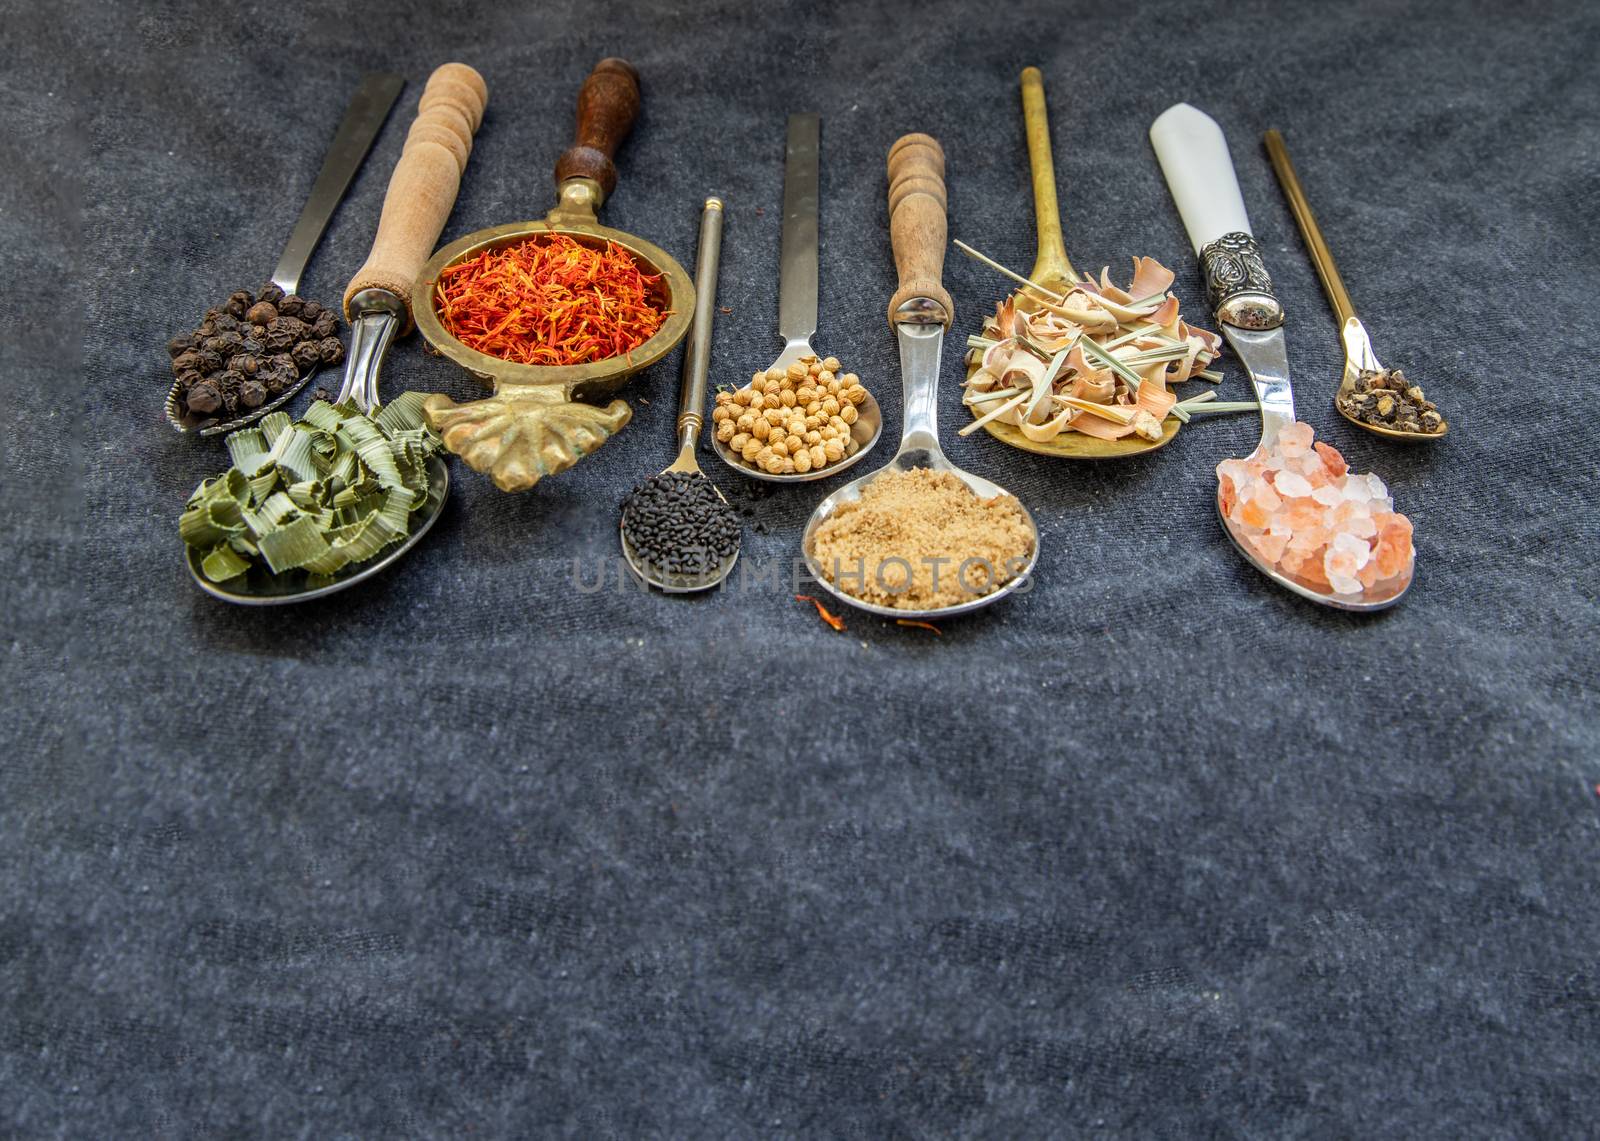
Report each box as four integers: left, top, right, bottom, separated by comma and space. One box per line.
1021, 67, 1075, 284
676, 198, 725, 453
1264, 129, 1357, 328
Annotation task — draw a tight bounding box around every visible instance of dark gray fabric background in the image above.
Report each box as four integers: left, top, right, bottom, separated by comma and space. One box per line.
3, 0, 1597, 1136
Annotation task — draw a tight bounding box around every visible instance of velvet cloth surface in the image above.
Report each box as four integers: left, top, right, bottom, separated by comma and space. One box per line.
4, 0, 1598, 1135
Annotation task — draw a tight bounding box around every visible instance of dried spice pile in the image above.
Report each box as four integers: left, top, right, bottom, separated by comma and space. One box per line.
621, 471, 740, 578
1337, 367, 1445, 434
715, 354, 869, 475
166, 284, 344, 420
809, 467, 1034, 610
180, 395, 440, 583
434, 233, 666, 366
1218, 421, 1415, 597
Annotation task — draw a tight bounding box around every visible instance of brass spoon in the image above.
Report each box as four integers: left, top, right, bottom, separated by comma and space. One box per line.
710, 113, 883, 484
1264, 130, 1447, 442
963, 66, 1180, 459
620, 198, 741, 592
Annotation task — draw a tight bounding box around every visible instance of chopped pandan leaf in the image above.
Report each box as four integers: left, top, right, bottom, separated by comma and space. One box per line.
285, 479, 326, 511
272, 427, 320, 485
337, 416, 404, 490
373, 391, 431, 434
226, 427, 272, 476
257, 515, 333, 574
259, 411, 293, 446
301, 400, 344, 432
201, 543, 252, 582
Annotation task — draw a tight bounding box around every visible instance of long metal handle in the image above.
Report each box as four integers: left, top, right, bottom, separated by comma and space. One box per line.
1020, 67, 1074, 285
1264, 129, 1357, 328
677, 198, 725, 454
777, 113, 820, 345
271, 73, 405, 297
895, 323, 944, 458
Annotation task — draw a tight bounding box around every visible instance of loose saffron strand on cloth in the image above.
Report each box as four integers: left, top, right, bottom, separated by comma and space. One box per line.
435, 232, 666, 366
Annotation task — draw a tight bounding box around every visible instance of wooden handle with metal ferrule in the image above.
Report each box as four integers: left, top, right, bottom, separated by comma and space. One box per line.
886, 133, 953, 328
553, 58, 640, 200
342, 63, 488, 326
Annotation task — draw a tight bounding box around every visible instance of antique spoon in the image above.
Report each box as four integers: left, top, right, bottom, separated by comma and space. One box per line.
166, 73, 404, 436
620, 197, 741, 592
711, 113, 883, 484
802, 134, 1040, 621
1151, 104, 1411, 611
188, 64, 485, 604
1264, 130, 1447, 442
960, 67, 1181, 459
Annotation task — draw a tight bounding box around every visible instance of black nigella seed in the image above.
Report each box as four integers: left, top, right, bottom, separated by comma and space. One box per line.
621, 471, 741, 576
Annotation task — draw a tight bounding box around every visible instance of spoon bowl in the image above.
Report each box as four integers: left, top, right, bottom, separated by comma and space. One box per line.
1333, 316, 1449, 442
710, 388, 883, 484
187, 457, 449, 605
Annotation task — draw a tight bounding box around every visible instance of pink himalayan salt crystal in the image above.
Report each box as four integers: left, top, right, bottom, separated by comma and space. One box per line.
1214, 420, 1415, 596
1278, 421, 1314, 457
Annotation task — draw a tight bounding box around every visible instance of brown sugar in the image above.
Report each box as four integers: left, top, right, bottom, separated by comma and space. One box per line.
809, 467, 1034, 610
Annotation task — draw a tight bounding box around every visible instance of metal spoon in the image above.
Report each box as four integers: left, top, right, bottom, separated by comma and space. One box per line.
1151, 104, 1411, 611
1264, 130, 1447, 443
188, 64, 486, 604
166, 73, 404, 436
620, 197, 740, 592
711, 113, 883, 484
802, 134, 1040, 620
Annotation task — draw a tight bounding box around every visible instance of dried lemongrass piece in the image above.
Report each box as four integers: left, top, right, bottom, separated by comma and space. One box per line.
956, 244, 1221, 444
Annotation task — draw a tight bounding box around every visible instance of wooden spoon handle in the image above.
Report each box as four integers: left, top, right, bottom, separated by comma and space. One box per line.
342, 63, 488, 325
553, 58, 641, 200
886, 133, 953, 328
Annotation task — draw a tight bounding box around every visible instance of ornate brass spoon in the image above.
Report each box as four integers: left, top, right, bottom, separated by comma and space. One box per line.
415, 59, 696, 492
802, 135, 1040, 621
1264, 130, 1447, 442
621, 198, 740, 592
963, 66, 1180, 459
709, 113, 883, 484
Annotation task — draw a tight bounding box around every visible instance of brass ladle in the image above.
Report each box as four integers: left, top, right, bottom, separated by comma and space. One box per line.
1265, 130, 1448, 442
414, 58, 696, 492
963, 66, 1181, 459
620, 197, 740, 592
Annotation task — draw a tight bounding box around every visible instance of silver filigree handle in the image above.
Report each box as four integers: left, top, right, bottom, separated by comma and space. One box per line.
1199, 231, 1284, 331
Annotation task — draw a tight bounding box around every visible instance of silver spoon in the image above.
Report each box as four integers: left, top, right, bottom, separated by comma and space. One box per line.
711, 113, 883, 484
802, 134, 1040, 620
620, 197, 741, 592
166, 73, 404, 436
1150, 103, 1412, 611
188, 64, 487, 604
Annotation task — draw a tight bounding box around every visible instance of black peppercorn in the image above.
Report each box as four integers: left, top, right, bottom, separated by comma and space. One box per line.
215, 368, 246, 390
291, 341, 322, 373
267, 315, 307, 340
240, 337, 263, 356
277, 294, 305, 317
311, 312, 337, 339
309, 386, 334, 404
175, 368, 204, 392
229, 353, 261, 376
168, 334, 197, 357
256, 282, 285, 305
172, 350, 203, 376
245, 301, 277, 327
196, 320, 218, 339
269, 352, 297, 374
204, 306, 226, 324
186, 380, 223, 414
193, 349, 223, 374
300, 300, 323, 322
226, 290, 253, 317
239, 379, 268, 408
263, 329, 296, 352
317, 337, 345, 365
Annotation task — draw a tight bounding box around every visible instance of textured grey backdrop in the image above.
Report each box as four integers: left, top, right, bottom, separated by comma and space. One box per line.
4, 0, 1598, 1136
